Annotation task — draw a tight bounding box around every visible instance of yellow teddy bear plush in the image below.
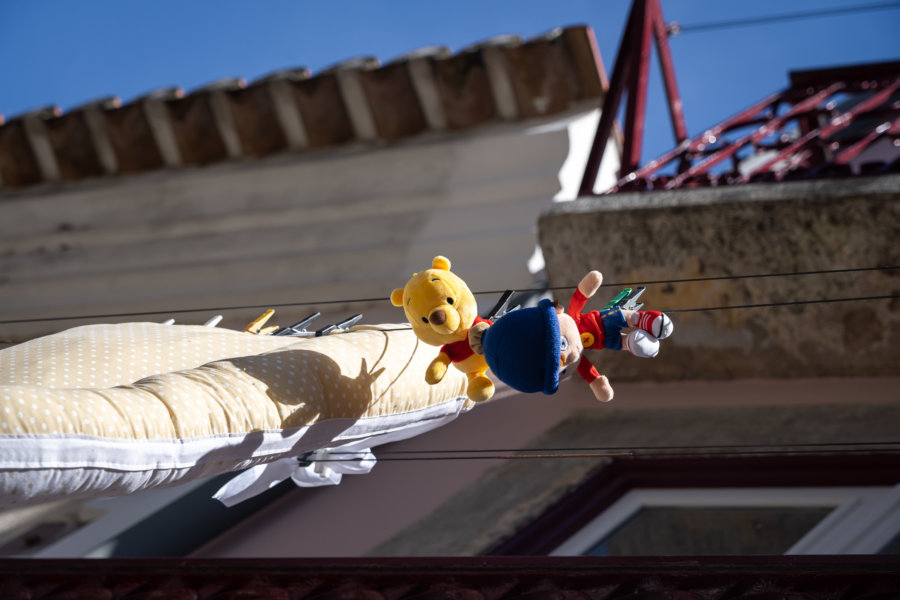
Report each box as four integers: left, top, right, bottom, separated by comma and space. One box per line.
391, 256, 495, 403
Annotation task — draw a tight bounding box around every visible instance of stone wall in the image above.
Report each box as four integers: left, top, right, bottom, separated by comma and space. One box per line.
538, 175, 900, 380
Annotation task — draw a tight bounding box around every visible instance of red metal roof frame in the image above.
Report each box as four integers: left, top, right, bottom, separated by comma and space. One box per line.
579, 0, 687, 196
579, 0, 900, 195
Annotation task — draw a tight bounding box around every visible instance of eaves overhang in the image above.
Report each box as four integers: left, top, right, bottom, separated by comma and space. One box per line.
0, 26, 607, 192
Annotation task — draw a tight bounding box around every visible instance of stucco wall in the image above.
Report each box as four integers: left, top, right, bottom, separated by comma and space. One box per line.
365, 377, 900, 557
183, 376, 898, 558
0, 119, 578, 344
538, 175, 900, 380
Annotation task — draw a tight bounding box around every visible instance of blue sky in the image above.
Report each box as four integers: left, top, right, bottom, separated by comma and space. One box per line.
2, 1, 898, 162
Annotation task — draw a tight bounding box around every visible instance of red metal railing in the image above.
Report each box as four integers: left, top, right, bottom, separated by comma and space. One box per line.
580, 0, 900, 195
578, 0, 687, 196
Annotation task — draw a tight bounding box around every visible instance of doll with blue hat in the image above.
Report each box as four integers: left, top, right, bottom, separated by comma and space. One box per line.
470, 271, 673, 402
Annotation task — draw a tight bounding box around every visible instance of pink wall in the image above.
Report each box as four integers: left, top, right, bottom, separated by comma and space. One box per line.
191, 376, 898, 557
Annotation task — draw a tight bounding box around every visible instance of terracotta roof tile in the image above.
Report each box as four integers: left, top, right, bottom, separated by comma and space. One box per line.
103, 94, 170, 173
503, 27, 607, 119
0, 25, 606, 191
0, 117, 44, 187
290, 70, 357, 148
225, 81, 291, 157
137, 87, 186, 168
44, 106, 109, 181
360, 60, 430, 140
167, 79, 247, 166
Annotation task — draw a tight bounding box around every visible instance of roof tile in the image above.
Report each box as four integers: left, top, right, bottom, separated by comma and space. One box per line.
291, 72, 356, 148
44, 109, 109, 181
166, 90, 233, 166
103, 99, 168, 173
433, 48, 501, 129
0, 118, 44, 187
360, 61, 430, 140
224, 83, 290, 157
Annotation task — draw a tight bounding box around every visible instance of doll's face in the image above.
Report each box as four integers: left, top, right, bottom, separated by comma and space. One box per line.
556, 309, 583, 369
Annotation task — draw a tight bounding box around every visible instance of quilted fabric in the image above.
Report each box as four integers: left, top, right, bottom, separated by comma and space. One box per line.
0, 322, 470, 507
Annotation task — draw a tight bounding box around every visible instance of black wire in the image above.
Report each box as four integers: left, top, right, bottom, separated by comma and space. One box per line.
665, 294, 899, 314
673, 2, 900, 34
1, 292, 897, 345
494, 265, 900, 296
303, 442, 900, 463
1, 265, 895, 326
372, 294, 898, 329
307, 448, 900, 463
0, 296, 388, 325
310, 449, 900, 462
336, 440, 900, 456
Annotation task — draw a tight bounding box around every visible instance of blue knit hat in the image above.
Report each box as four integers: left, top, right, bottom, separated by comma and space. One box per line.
482, 299, 560, 395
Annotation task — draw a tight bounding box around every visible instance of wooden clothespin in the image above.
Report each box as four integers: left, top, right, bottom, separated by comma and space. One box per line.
243, 309, 276, 334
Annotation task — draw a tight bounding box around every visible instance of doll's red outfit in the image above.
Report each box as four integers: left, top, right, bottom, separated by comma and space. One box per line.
567, 289, 629, 384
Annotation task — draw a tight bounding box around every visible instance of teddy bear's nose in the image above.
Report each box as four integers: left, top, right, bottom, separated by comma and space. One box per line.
429, 309, 447, 326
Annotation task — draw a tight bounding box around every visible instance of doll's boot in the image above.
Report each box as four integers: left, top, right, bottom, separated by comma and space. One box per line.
634, 311, 673, 339
624, 329, 660, 358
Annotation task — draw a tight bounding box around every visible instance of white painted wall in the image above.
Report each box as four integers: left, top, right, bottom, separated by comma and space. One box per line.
0, 107, 629, 557
2, 112, 617, 344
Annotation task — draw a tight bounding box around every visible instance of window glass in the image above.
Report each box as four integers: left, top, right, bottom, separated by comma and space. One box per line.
585, 506, 833, 556
880, 530, 900, 555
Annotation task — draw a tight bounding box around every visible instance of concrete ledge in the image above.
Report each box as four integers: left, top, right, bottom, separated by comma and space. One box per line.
538, 175, 900, 380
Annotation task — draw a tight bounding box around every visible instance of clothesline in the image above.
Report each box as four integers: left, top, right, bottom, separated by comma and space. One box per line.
301, 440, 900, 463
1, 265, 896, 326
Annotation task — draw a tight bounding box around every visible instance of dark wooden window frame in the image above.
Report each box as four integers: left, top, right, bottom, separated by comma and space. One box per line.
489, 453, 900, 555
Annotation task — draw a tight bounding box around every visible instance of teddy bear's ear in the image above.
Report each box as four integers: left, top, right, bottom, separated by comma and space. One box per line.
432, 256, 451, 271
390, 288, 405, 307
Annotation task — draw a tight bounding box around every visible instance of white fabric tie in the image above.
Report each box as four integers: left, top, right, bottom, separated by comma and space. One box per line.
213, 448, 376, 507
212, 401, 466, 507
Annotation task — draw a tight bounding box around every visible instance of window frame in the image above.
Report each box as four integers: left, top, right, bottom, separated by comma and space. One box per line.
488, 453, 900, 556
549, 486, 893, 556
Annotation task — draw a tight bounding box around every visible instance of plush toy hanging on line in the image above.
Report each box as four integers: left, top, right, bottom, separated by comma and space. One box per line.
470, 270, 674, 402
391, 256, 495, 403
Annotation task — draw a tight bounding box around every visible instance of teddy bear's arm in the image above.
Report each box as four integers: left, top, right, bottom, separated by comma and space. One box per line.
425, 352, 452, 385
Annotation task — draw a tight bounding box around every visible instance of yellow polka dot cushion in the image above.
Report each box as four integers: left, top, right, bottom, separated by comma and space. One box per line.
0, 322, 470, 508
